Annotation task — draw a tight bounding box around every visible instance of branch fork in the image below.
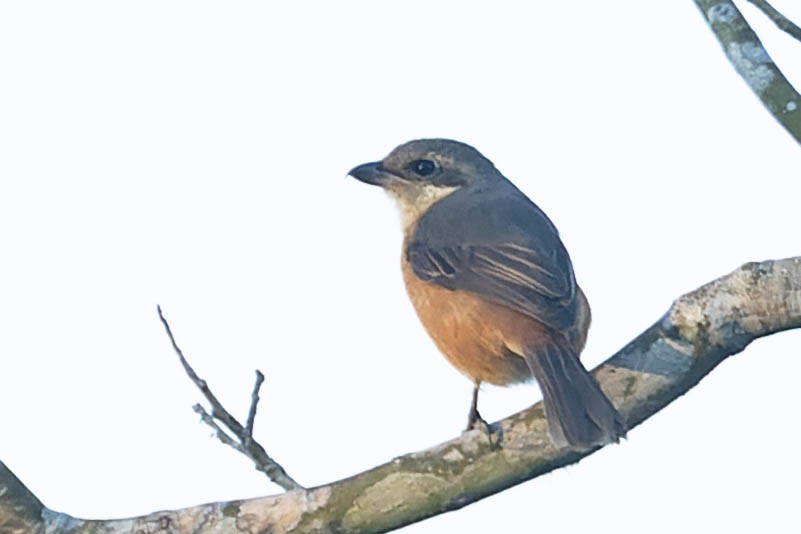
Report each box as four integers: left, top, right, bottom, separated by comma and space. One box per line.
157, 306, 302, 492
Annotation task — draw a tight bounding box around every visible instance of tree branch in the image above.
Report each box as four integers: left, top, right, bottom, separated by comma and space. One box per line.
0, 461, 45, 534
3, 257, 800, 533
157, 306, 303, 492
695, 0, 801, 143
746, 0, 801, 43
246, 370, 265, 436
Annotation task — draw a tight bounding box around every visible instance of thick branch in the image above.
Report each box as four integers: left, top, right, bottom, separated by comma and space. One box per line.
695, 0, 801, 143
0, 461, 44, 534
2, 257, 800, 533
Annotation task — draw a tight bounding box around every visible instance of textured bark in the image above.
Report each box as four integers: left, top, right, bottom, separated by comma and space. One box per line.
0, 462, 44, 534
1, 257, 800, 533
694, 0, 801, 143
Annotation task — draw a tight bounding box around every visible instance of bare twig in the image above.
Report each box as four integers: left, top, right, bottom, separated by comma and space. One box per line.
194, 404, 246, 452
156, 306, 303, 491
696, 0, 801, 144
246, 370, 265, 436
746, 0, 801, 42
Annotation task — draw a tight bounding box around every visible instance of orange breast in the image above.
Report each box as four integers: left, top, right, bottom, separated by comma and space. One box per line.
401, 253, 549, 386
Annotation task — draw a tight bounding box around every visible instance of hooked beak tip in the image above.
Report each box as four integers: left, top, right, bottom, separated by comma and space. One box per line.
348, 161, 394, 187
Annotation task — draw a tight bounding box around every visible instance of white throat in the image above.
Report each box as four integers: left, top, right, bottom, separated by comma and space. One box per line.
385, 183, 460, 232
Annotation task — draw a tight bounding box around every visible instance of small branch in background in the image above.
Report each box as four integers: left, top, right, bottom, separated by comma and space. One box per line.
695, 0, 801, 144
156, 306, 303, 491
746, 0, 801, 43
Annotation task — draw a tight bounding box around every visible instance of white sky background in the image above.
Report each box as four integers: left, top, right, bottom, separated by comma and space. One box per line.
1, 2, 800, 532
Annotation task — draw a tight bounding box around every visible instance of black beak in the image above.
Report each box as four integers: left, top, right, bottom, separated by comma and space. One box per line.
348, 161, 398, 187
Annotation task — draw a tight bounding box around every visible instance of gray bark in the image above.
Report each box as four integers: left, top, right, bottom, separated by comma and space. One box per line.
2, 257, 800, 533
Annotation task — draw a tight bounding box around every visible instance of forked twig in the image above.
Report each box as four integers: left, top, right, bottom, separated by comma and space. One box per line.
157, 306, 303, 491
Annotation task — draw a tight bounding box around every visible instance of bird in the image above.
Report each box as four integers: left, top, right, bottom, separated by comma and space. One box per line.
348, 139, 625, 448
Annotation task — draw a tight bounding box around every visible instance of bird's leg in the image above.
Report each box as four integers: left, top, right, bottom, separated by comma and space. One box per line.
466, 381, 489, 432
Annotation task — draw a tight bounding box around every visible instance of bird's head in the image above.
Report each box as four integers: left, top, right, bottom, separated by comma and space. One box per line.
349, 139, 502, 229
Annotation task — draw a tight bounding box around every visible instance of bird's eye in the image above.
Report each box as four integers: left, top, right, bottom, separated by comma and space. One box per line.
409, 159, 437, 177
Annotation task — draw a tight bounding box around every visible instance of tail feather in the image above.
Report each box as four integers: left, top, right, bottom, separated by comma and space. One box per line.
525, 342, 626, 448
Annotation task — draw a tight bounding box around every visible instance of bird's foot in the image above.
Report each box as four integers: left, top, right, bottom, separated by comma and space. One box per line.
465, 409, 489, 433
464, 410, 501, 448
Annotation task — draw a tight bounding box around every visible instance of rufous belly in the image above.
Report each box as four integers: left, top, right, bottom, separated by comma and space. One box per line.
401, 254, 544, 386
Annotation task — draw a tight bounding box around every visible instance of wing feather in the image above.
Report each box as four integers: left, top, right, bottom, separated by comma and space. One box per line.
407, 241, 577, 331
407, 187, 580, 332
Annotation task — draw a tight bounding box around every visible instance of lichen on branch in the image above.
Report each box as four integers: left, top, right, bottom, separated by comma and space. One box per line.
2, 257, 799, 533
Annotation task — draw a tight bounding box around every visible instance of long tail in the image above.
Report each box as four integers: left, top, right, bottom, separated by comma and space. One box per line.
525, 341, 626, 448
